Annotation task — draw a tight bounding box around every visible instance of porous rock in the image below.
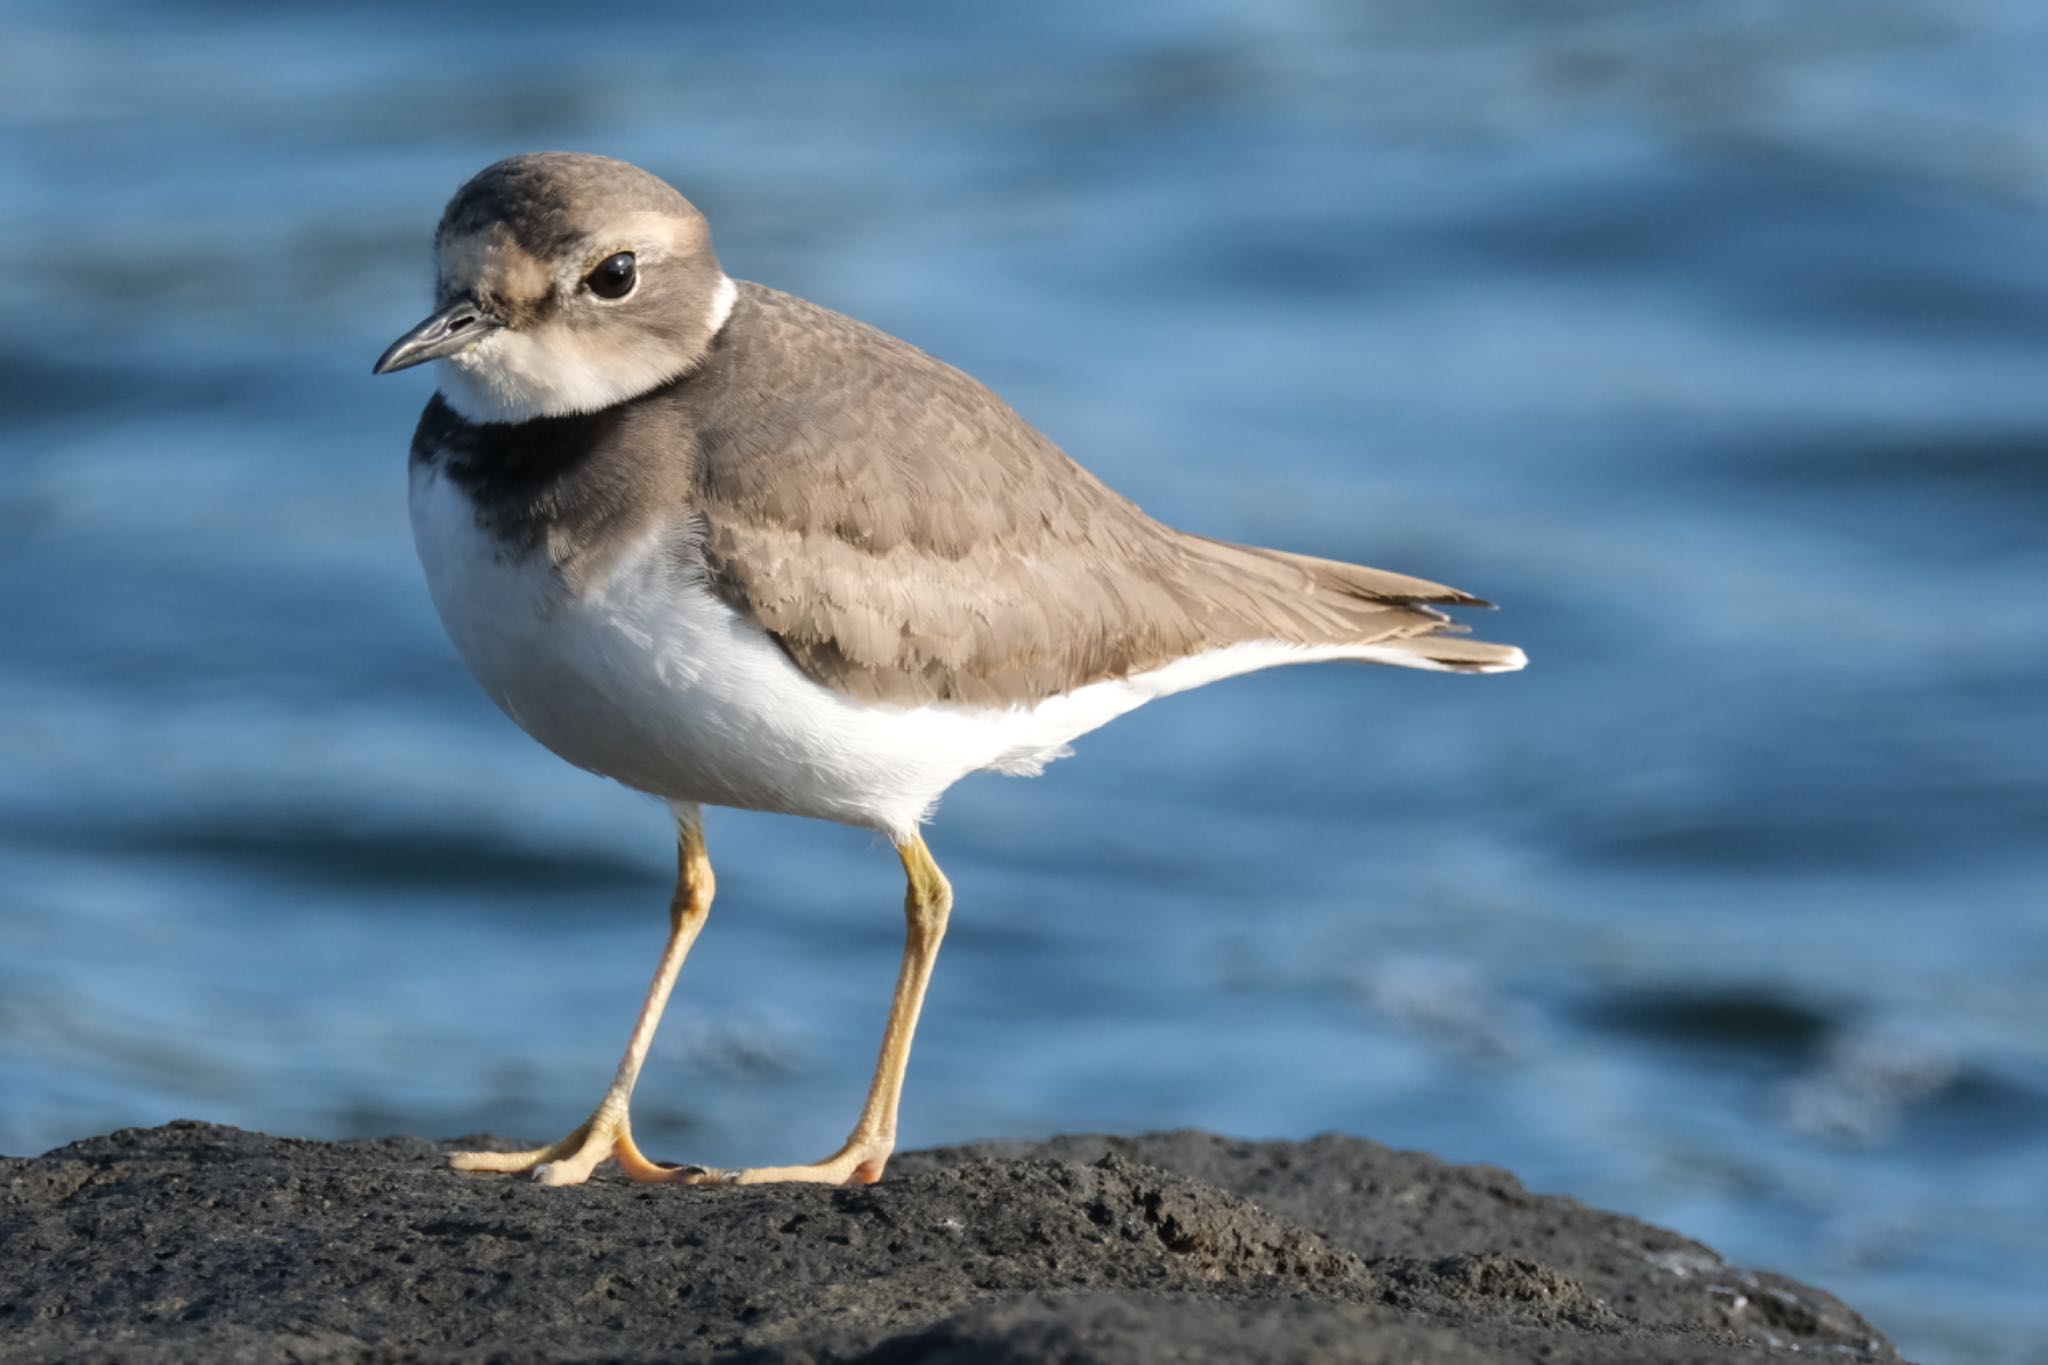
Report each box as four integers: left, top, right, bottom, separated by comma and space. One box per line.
0, 1122, 1898, 1363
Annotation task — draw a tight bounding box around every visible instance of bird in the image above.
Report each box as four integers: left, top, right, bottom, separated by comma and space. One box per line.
374, 152, 1524, 1189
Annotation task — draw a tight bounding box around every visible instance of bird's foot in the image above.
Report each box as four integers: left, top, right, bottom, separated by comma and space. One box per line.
664, 1139, 893, 1187
449, 1112, 891, 1188
448, 1105, 682, 1187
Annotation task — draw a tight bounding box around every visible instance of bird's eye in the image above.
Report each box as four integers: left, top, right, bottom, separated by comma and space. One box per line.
586, 252, 637, 299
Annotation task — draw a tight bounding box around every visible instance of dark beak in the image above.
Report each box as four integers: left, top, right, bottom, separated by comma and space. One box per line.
372, 297, 499, 375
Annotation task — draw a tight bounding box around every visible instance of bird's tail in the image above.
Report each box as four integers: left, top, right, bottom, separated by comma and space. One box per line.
1173, 532, 1528, 676
1339, 634, 1528, 674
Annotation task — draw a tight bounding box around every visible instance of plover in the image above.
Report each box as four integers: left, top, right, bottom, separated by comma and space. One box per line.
375, 152, 1524, 1187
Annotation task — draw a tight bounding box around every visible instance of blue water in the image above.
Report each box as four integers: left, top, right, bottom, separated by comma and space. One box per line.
4, 2, 2045, 1360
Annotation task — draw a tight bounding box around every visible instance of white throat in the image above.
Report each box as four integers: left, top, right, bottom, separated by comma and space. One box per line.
437, 275, 739, 424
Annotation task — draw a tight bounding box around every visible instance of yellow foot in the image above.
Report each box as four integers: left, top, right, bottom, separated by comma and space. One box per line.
450, 1118, 892, 1188
448, 1111, 683, 1187
667, 1142, 894, 1187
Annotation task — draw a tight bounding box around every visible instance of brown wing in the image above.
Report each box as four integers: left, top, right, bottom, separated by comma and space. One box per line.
692, 284, 1509, 707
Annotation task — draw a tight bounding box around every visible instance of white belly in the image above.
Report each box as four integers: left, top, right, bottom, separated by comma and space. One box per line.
410, 467, 1151, 835
411, 466, 1423, 836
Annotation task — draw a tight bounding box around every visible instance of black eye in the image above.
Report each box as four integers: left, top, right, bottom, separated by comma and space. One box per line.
586, 252, 637, 299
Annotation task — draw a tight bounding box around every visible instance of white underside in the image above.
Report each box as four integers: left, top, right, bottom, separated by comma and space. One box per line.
412, 466, 1485, 837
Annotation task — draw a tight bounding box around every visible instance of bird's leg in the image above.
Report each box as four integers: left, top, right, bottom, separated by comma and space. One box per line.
448, 809, 714, 1186
676, 834, 953, 1187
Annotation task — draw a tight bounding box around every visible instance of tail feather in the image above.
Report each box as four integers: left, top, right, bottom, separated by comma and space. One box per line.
1172, 532, 1523, 676
1183, 533, 1489, 606
1354, 634, 1528, 675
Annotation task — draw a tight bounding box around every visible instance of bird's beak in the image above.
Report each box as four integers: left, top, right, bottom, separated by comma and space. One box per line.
372, 297, 500, 375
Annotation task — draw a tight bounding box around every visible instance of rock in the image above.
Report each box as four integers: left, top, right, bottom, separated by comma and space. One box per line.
0, 1122, 1897, 1363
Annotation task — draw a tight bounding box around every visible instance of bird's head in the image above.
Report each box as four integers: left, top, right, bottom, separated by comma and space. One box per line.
374, 152, 733, 423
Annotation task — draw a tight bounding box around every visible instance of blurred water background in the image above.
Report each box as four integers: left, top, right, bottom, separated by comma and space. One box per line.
4, 2, 2046, 1360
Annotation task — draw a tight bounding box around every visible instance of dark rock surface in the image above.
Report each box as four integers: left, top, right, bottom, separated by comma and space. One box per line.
0, 1122, 1898, 1363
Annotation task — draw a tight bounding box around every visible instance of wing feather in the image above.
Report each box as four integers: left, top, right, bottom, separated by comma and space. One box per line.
694, 285, 1515, 705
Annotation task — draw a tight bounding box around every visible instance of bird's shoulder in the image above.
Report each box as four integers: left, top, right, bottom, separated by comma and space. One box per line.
686, 283, 1215, 707
694, 283, 1155, 554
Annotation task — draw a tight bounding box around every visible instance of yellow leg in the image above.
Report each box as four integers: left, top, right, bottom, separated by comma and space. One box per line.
675, 835, 953, 1187
448, 808, 715, 1186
